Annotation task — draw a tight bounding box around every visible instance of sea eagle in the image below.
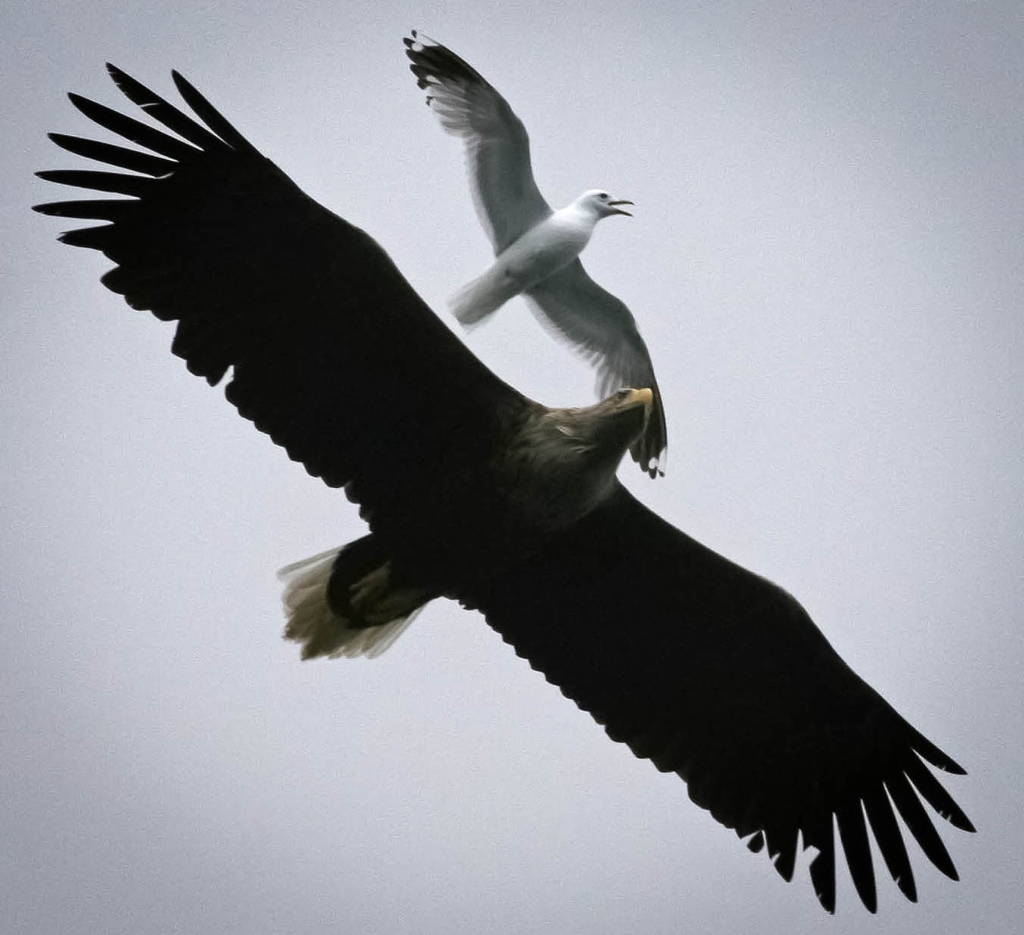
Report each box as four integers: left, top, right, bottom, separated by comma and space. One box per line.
405, 32, 668, 478
34, 65, 973, 913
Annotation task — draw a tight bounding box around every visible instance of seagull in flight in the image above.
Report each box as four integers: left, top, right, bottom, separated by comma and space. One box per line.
404, 31, 668, 478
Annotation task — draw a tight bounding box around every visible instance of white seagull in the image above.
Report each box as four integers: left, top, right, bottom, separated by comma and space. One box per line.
405, 31, 668, 478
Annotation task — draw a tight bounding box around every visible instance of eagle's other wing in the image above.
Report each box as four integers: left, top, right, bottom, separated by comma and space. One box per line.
475, 484, 974, 913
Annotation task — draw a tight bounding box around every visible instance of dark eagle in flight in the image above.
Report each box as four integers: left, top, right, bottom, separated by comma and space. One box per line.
34, 64, 972, 914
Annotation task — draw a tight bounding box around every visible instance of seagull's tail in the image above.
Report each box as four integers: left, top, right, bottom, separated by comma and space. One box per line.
278, 536, 433, 659
449, 268, 520, 327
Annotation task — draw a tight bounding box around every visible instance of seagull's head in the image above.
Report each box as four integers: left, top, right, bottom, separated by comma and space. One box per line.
578, 189, 634, 218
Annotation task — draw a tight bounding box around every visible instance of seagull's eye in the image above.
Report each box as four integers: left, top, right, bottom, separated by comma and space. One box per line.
598, 192, 609, 200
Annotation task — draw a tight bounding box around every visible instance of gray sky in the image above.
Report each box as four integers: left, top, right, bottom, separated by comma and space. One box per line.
4, 1, 1022, 932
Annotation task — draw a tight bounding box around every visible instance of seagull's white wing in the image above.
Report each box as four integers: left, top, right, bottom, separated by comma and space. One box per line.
405, 32, 552, 253
523, 260, 668, 477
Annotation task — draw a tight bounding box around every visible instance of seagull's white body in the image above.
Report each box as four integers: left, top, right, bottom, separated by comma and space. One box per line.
453, 191, 626, 324
405, 32, 668, 476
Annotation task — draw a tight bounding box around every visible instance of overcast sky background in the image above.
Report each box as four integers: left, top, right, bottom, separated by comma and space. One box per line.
3, 1, 1022, 932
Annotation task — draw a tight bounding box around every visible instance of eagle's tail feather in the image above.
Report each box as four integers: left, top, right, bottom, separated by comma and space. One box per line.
278, 536, 432, 659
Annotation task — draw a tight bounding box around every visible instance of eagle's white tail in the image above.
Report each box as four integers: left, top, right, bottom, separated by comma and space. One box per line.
278, 542, 429, 660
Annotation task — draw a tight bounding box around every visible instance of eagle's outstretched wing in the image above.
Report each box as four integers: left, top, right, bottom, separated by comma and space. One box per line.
476, 484, 974, 913
34, 65, 523, 520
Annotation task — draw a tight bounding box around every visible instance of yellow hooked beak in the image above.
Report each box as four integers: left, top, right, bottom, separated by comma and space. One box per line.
620, 387, 653, 429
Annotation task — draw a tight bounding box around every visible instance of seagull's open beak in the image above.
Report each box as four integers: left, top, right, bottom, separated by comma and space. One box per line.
607, 199, 634, 217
